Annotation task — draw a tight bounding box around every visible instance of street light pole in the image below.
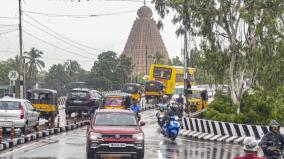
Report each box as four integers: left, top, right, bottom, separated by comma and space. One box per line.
18, 0, 24, 99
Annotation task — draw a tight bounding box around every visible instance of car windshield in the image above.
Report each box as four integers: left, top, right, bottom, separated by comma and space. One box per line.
105, 97, 123, 106
95, 113, 137, 126
0, 101, 20, 110
174, 88, 184, 95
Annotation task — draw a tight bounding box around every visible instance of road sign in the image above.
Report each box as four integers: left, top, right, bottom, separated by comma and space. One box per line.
8, 70, 19, 81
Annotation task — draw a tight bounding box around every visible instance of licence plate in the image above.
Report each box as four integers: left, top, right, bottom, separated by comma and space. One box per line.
0, 121, 13, 127
109, 143, 126, 148
74, 100, 82, 104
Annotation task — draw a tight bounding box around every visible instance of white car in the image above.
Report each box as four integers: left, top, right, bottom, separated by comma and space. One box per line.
0, 98, 39, 133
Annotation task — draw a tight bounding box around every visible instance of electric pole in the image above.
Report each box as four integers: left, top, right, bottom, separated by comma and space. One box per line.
183, 0, 190, 113
19, 0, 24, 99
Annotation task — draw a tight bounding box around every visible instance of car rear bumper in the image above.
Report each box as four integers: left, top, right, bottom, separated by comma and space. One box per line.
65, 106, 96, 113
89, 142, 144, 154
0, 119, 27, 128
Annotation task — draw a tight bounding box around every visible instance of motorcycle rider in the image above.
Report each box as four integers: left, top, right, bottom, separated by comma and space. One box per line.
159, 95, 170, 111
130, 99, 141, 121
162, 103, 179, 135
176, 93, 184, 105
260, 120, 284, 159
156, 96, 170, 125
234, 137, 265, 159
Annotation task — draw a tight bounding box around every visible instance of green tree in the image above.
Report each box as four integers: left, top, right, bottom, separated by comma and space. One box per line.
64, 60, 81, 77
153, 0, 284, 114
44, 64, 68, 96
0, 56, 22, 93
88, 51, 133, 91
88, 51, 118, 90
171, 56, 183, 66
24, 48, 45, 89
63, 59, 87, 91
151, 51, 165, 64
115, 55, 134, 87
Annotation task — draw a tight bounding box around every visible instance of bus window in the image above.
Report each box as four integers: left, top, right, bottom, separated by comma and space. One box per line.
153, 67, 172, 79
175, 74, 184, 83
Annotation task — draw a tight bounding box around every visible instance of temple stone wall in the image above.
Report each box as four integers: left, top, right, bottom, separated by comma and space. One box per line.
122, 5, 169, 76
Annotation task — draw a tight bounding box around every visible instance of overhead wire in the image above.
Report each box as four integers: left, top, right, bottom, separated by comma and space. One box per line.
0, 24, 18, 27
49, 0, 151, 2
23, 10, 137, 18
23, 19, 99, 56
24, 13, 104, 52
0, 16, 18, 19
23, 30, 93, 59
0, 29, 18, 36
43, 56, 94, 62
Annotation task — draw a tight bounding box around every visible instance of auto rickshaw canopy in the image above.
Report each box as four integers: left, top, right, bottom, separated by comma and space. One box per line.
27, 89, 58, 104
121, 83, 141, 94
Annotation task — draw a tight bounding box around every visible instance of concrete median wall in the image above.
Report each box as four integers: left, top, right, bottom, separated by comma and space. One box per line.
180, 117, 284, 144
0, 121, 86, 151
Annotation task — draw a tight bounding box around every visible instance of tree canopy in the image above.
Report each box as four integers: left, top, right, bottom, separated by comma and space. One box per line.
153, 0, 284, 114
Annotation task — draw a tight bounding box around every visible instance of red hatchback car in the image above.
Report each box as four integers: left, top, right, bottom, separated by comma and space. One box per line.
86, 109, 145, 159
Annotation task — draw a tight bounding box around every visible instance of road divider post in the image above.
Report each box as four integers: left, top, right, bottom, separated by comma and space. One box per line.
36, 121, 40, 132
57, 115, 60, 128
48, 117, 52, 129
0, 128, 2, 143
10, 126, 14, 145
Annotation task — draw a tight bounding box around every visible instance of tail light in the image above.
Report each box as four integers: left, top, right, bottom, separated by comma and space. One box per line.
20, 105, 24, 119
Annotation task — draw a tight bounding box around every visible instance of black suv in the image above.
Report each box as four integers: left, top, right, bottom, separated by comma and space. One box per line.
65, 88, 103, 117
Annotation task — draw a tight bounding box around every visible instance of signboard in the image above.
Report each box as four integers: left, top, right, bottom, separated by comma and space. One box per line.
8, 70, 19, 81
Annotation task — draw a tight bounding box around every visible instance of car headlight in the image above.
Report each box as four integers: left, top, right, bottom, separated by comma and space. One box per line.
133, 133, 144, 141
90, 132, 102, 141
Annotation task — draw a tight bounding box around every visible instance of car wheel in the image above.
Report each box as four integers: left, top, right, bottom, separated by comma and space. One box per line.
22, 123, 28, 135
132, 153, 144, 159
86, 149, 93, 158
51, 112, 56, 125
137, 153, 144, 159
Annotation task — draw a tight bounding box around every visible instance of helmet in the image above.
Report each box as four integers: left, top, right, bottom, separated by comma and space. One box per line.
243, 137, 258, 152
163, 95, 168, 99
269, 120, 280, 131
170, 103, 178, 111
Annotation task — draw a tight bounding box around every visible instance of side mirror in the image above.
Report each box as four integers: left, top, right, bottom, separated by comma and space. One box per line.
84, 120, 91, 126
140, 121, 146, 126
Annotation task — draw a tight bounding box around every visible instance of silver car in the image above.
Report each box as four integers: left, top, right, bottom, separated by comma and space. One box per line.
0, 98, 39, 132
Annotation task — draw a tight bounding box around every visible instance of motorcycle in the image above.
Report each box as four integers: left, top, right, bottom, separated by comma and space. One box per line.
267, 148, 284, 159
162, 116, 181, 141
156, 110, 166, 128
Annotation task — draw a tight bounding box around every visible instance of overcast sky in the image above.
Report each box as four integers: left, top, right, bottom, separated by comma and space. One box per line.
0, 0, 182, 70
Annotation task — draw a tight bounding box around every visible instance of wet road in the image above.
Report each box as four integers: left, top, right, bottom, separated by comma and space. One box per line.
0, 109, 244, 159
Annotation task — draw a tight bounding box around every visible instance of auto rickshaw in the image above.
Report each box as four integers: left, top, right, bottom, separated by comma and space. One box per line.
186, 87, 208, 113
121, 83, 142, 102
144, 80, 165, 103
27, 89, 58, 123
103, 93, 132, 109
